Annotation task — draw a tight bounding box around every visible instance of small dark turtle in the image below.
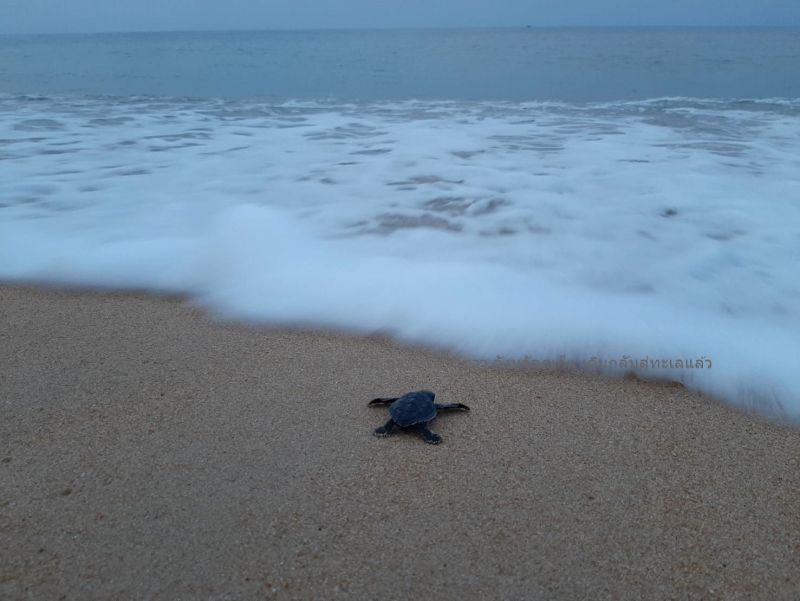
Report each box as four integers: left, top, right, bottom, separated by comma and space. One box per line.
368, 390, 470, 445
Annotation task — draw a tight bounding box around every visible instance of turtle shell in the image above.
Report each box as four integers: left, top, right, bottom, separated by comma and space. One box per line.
389, 390, 437, 427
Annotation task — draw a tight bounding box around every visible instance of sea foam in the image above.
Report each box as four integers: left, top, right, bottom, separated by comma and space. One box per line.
2, 95, 799, 418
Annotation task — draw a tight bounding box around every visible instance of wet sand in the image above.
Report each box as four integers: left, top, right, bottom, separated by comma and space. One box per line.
1, 286, 799, 600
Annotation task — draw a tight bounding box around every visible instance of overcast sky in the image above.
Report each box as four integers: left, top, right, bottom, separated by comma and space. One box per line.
2, 0, 799, 35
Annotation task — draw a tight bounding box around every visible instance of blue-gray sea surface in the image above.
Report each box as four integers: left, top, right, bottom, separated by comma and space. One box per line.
1, 27, 799, 101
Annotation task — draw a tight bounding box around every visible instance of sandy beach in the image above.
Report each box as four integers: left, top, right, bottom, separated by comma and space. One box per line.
1, 285, 799, 600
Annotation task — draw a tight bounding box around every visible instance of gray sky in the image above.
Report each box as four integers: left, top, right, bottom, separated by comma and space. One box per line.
2, 0, 799, 34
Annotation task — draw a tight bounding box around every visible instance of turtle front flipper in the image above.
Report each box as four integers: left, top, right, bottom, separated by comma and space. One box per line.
413, 424, 442, 445
369, 397, 398, 406
434, 402, 470, 411
373, 419, 397, 438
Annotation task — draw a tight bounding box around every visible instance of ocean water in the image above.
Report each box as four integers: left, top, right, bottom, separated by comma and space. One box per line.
2, 28, 800, 101
2, 29, 800, 418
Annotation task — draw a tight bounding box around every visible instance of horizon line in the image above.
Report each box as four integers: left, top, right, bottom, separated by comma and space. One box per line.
2, 24, 799, 36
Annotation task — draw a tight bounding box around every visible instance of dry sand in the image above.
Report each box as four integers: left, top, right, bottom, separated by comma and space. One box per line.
1, 285, 799, 600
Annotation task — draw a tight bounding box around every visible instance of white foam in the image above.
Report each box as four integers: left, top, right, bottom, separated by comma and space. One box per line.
2, 95, 799, 419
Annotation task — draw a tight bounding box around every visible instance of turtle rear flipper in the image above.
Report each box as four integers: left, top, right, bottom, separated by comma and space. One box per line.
414, 424, 442, 445
374, 419, 397, 437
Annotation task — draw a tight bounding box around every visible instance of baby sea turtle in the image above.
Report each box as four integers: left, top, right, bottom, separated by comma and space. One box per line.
368, 390, 470, 445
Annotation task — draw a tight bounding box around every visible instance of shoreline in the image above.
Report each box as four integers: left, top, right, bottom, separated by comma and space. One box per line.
2, 285, 799, 599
